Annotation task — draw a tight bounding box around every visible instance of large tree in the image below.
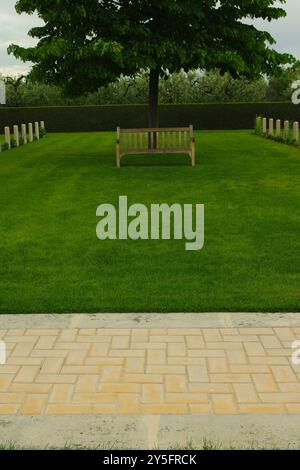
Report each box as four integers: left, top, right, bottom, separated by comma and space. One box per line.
9, 0, 295, 127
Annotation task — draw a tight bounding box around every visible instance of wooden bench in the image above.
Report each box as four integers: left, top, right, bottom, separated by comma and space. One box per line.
116, 125, 196, 167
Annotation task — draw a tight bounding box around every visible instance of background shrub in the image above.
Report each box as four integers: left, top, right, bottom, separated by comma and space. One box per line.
0, 102, 299, 132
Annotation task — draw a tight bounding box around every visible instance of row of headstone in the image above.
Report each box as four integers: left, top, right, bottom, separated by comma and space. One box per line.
2, 121, 45, 150
257, 116, 299, 143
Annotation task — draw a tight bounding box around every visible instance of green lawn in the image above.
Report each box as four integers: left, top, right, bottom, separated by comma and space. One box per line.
0, 130, 299, 313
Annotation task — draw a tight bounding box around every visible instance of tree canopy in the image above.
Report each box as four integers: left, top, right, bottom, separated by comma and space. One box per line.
9, 0, 295, 125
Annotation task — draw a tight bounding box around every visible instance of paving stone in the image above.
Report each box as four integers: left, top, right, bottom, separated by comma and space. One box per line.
211, 394, 237, 414
140, 404, 187, 414
226, 350, 247, 364
0, 324, 300, 416
20, 394, 47, 415
203, 329, 222, 342
0, 404, 20, 414
274, 328, 295, 341
12, 342, 36, 357
73, 392, 116, 404
260, 336, 282, 349
111, 336, 130, 349
233, 383, 258, 403
6, 329, 25, 336
166, 393, 208, 404
0, 374, 14, 392
142, 384, 163, 403
0, 393, 25, 403
40, 358, 64, 374
15, 366, 39, 383
36, 336, 57, 349
131, 329, 149, 343
271, 366, 297, 383
147, 350, 166, 365
186, 336, 205, 349
124, 357, 145, 373
187, 365, 208, 382
239, 404, 286, 414
101, 366, 122, 382
165, 375, 187, 393
252, 374, 278, 392
189, 404, 212, 414
118, 394, 140, 414
244, 342, 266, 356
76, 375, 99, 393
208, 358, 229, 373
89, 343, 110, 356
66, 350, 87, 365
45, 404, 91, 414
168, 342, 186, 357
49, 384, 74, 403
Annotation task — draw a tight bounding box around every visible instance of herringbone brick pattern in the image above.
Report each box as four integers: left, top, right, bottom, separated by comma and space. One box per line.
0, 327, 300, 415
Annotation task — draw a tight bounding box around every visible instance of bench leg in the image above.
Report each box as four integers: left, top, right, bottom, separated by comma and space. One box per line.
116, 145, 121, 168
191, 148, 196, 167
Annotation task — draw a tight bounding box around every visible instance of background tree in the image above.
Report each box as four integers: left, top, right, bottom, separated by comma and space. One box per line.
9, 0, 295, 125
5, 67, 300, 107
266, 64, 300, 101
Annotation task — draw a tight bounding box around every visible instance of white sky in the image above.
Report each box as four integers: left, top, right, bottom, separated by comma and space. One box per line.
0, 0, 300, 76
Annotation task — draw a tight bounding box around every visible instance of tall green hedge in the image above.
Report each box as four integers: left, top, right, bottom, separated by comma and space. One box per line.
0, 102, 299, 132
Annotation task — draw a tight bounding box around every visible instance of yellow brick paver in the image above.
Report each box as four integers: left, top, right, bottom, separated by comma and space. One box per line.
142, 384, 164, 403
0, 326, 299, 415
49, 384, 74, 403
165, 375, 186, 393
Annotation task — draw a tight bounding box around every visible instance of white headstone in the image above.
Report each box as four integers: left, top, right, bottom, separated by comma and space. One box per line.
256, 116, 262, 132
4, 127, 11, 149
13, 125, 19, 147
262, 118, 267, 134
269, 118, 274, 136
0, 80, 6, 105
276, 120, 281, 137
21, 124, 27, 145
28, 123, 33, 142
293, 122, 299, 143
284, 120, 290, 140
35, 122, 40, 140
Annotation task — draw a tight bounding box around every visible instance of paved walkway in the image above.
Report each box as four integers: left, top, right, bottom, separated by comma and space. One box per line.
1, 314, 300, 417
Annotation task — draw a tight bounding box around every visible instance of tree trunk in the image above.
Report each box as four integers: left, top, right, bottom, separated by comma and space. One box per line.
149, 68, 159, 128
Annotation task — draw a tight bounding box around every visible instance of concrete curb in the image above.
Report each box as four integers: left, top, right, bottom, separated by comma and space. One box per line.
1, 312, 300, 329
1, 414, 300, 449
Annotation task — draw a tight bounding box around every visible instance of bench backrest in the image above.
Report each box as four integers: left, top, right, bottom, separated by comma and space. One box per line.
117, 126, 193, 151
